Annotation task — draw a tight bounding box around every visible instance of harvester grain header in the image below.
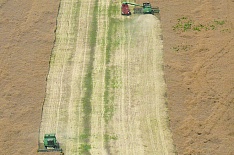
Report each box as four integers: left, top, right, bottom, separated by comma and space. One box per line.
38, 133, 63, 153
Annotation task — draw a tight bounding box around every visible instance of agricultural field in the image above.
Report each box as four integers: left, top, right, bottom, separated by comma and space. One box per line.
39, 0, 174, 154
0, 0, 233, 155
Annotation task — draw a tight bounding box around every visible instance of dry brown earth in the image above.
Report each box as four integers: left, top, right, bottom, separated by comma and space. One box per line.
0, 0, 234, 155
159, 0, 234, 154
0, 0, 59, 154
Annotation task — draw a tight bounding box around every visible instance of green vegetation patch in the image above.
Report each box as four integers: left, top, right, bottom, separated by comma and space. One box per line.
104, 134, 118, 142
103, 3, 122, 153
171, 44, 193, 52
104, 4, 121, 123
79, 143, 92, 154
173, 17, 228, 32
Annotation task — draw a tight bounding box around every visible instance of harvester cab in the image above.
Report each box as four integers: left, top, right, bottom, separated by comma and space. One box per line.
43, 133, 59, 149
38, 133, 63, 153
142, 2, 152, 14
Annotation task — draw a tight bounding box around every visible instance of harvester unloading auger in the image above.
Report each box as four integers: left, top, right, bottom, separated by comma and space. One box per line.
121, 2, 160, 15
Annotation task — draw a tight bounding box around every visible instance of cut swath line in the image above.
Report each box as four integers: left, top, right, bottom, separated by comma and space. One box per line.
78, 0, 98, 154
56, 0, 76, 135
65, 0, 93, 154
89, 0, 110, 154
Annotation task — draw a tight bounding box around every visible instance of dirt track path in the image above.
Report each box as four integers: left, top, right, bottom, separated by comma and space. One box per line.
39, 1, 175, 154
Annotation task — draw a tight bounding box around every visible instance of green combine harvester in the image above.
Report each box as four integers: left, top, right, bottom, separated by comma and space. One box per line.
38, 133, 63, 153
121, 2, 159, 15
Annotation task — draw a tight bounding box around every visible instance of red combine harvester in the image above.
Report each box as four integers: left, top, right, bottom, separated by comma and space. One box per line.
121, 3, 131, 15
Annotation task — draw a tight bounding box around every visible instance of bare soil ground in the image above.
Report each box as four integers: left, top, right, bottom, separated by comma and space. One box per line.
159, 0, 234, 154
0, 0, 59, 154
0, 0, 233, 155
